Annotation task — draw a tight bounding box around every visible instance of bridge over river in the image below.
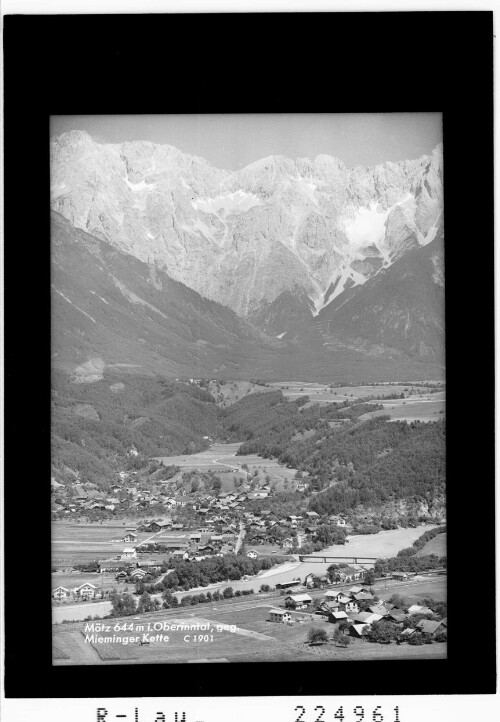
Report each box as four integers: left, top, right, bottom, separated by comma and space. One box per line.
298, 555, 378, 564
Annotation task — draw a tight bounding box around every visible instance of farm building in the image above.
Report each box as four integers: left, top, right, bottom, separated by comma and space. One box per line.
386, 611, 408, 624
123, 531, 138, 543
335, 566, 364, 582
416, 620, 445, 636
353, 612, 383, 625
349, 623, 370, 637
329, 611, 349, 623
269, 609, 292, 624
138, 560, 162, 570
122, 547, 137, 559
285, 594, 313, 610
316, 601, 340, 616
172, 550, 189, 560
352, 591, 374, 602
52, 586, 70, 600
368, 604, 391, 616
276, 581, 302, 591
392, 572, 408, 580
304, 573, 328, 588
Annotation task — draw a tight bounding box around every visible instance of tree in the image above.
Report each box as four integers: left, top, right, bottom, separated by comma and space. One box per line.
366, 620, 399, 644
162, 590, 179, 608
364, 569, 376, 588
333, 629, 351, 647
307, 628, 328, 645
338, 620, 350, 635
408, 633, 425, 646
137, 592, 155, 613
259, 584, 271, 593
110, 592, 136, 617
222, 587, 234, 599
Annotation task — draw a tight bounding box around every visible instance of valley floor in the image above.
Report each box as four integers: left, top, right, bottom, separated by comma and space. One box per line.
53, 574, 447, 665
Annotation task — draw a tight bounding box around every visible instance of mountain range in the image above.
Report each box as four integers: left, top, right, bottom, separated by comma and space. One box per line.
50, 130, 445, 381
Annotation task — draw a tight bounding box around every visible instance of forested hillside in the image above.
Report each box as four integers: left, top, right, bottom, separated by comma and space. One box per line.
52, 371, 219, 487
309, 419, 446, 514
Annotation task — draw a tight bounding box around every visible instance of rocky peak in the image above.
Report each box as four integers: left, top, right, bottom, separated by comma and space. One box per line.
50, 132, 443, 320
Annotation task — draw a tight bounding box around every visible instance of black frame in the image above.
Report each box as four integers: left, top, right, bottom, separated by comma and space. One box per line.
3, 11, 495, 698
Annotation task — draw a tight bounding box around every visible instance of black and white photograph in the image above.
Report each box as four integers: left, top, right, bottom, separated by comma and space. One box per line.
49, 112, 447, 665
3, 9, 496, 714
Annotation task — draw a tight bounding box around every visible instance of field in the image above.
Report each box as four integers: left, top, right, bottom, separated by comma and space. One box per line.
52, 522, 154, 567
206, 380, 275, 408
156, 442, 299, 491
374, 575, 447, 605
359, 395, 445, 422
269, 381, 443, 404
53, 574, 447, 664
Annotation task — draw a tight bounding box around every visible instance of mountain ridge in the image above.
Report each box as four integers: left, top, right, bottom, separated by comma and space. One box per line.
51, 130, 443, 318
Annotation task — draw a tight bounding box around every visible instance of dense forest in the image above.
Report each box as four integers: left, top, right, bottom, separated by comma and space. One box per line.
309, 420, 445, 514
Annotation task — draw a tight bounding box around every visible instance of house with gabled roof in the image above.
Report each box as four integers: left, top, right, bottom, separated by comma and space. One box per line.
285, 593, 313, 609
349, 623, 370, 637
408, 604, 434, 616
353, 591, 374, 603
416, 619, 445, 636
386, 611, 408, 624
269, 609, 292, 624
52, 586, 70, 600
73, 583, 96, 600
353, 611, 383, 625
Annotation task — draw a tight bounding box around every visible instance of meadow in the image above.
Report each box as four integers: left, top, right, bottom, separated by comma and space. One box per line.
415, 533, 447, 557
269, 381, 443, 404
156, 442, 299, 491
359, 396, 445, 422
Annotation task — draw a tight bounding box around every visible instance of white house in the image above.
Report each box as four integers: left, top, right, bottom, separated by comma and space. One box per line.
172, 550, 189, 560
123, 531, 138, 543
130, 568, 147, 579
122, 547, 137, 559
51, 586, 70, 600
74, 583, 96, 600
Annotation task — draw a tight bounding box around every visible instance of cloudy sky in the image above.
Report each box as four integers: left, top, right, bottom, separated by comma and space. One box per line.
50, 113, 442, 170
